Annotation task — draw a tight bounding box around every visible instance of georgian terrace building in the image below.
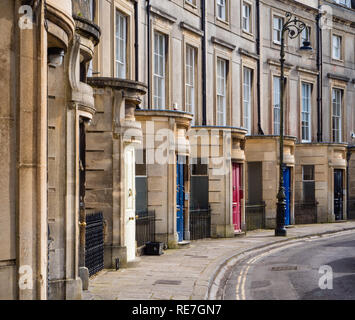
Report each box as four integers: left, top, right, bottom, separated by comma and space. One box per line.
0, 0, 101, 299
0, 0, 354, 300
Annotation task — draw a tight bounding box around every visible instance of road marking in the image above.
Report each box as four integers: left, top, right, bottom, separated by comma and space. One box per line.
234, 230, 355, 300
236, 242, 304, 300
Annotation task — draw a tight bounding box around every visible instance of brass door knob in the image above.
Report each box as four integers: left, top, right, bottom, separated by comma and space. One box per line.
128, 188, 133, 197
129, 217, 135, 221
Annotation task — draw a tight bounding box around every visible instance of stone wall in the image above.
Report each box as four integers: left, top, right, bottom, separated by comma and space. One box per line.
0, 0, 17, 300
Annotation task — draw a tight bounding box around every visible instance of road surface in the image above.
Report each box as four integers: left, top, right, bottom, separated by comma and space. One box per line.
223, 231, 355, 300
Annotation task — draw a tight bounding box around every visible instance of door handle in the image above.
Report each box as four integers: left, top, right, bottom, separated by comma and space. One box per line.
129, 217, 135, 221
128, 188, 133, 197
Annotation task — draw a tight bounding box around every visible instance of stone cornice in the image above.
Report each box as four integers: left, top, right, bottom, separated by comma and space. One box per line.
87, 77, 148, 95
296, 66, 319, 76
211, 36, 236, 51
238, 48, 259, 60
327, 73, 350, 82
45, 1, 75, 43
73, 15, 101, 46
180, 22, 204, 37
267, 59, 293, 70
149, 5, 177, 24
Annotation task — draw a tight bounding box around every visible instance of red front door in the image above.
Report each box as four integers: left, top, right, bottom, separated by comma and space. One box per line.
232, 163, 242, 232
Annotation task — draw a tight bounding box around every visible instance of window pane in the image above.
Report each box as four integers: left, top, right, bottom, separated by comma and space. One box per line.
216, 58, 227, 126
303, 165, 314, 181
243, 67, 252, 134
153, 32, 166, 109
273, 76, 281, 135
115, 11, 127, 79
301, 83, 311, 142
332, 89, 342, 143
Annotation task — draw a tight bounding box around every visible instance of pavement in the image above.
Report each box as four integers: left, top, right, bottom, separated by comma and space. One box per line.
82, 221, 355, 300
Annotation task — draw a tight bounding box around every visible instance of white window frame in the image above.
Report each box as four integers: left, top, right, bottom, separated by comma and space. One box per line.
273, 16, 283, 44
334, 0, 351, 8
301, 82, 312, 143
242, 2, 251, 33
273, 76, 281, 135
185, 0, 196, 5
153, 32, 166, 109
301, 26, 311, 44
332, 34, 342, 60
185, 45, 196, 121
216, 0, 227, 21
332, 88, 343, 143
243, 67, 252, 134
89, 0, 95, 21
115, 10, 127, 79
216, 58, 227, 126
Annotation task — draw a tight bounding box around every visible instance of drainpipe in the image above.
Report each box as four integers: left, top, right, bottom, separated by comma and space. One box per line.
201, 0, 207, 126
316, 11, 323, 142
134, 0, 139, 82
256, 0, 264, 135
146, 0, 151, 109
346, 148, 351, 220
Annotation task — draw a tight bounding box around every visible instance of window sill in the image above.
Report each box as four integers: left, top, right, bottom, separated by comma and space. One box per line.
241, 30, 255, 41
331, 58, 344, 65
184, 1, 200, 16
185, 1, 198, 10
215, 17, 230, 30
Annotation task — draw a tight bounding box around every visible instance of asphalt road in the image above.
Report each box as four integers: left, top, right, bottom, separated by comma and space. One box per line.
223, 231, 355, 300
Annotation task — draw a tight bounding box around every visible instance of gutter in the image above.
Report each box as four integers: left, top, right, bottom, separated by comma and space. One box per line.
201, 0, 207, 126
316, 11, 323, 142
146, 0, 151, 109
134, 0, 139, 82
256, 0, 264, 135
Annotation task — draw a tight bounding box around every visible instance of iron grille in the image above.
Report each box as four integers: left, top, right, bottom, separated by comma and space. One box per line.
85, 212, 104, 277
136, 210, 156, 247
189, 208, 211, 240
246, 203, 266, 231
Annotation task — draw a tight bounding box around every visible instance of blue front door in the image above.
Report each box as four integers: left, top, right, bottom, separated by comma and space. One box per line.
283, 167, 291, 226
176, 157, 184, 242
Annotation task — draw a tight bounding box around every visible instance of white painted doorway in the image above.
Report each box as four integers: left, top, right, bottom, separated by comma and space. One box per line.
125, 146, 136, 262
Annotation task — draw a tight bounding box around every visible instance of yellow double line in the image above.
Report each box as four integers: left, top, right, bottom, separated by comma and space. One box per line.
235, 242, 303, 300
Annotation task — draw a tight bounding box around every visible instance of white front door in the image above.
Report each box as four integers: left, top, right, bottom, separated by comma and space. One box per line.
125, 146, 136, 262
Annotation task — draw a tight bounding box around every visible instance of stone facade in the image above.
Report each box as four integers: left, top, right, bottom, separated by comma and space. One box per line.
0, 0, 354, 300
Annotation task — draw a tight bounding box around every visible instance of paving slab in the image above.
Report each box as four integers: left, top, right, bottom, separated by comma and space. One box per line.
82, 222, 355, 300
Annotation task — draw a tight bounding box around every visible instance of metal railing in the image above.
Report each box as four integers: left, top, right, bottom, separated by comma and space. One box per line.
136, 210, 156, 247
295, 201, 317, 224
348, 199, 355, 220
189, 208, 211, 240
246, 203, 266, 231
85, 212, 104, 277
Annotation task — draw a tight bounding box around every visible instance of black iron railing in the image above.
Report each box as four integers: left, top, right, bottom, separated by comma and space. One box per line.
246, 203, 266, 231
348, 199, 355, 220
136, 210, 156, 247
85, 212, 104, 277
190, 208, 211, 240
295, 201, 318, 225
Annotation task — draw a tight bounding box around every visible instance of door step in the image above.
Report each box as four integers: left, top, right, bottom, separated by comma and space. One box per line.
178, 241, 191, 249
126, 257, 142, 268
234, 231, 246, 238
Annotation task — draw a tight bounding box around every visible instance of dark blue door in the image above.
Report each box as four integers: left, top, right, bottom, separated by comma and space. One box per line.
176, 157, 184, 242
283, 167, 291, 226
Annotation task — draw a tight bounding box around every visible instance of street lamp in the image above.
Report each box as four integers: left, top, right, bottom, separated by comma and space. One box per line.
275, 13, 312, 237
